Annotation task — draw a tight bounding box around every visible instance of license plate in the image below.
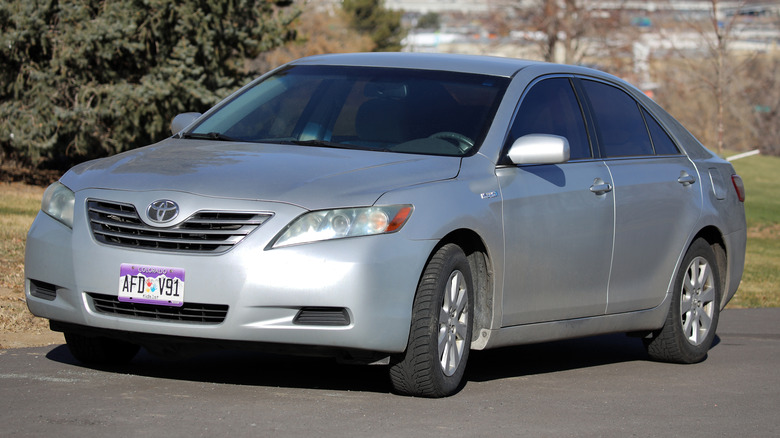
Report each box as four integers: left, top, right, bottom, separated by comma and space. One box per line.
118, 264, 185, 307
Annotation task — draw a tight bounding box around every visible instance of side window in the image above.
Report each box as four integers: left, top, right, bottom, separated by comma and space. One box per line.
642, 108, 680, 155
506, 78, 591, 160
581, 80, 653, 158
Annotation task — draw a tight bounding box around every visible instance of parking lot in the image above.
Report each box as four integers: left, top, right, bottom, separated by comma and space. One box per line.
1, 308, 778, 437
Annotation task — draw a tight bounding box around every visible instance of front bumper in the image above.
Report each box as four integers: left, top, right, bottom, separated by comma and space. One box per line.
25, 189, 434, 354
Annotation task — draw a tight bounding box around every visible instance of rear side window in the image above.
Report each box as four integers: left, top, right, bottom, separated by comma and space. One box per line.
642, 108, 680, 155
506, 78, 591, 160
581, 80, 653, 158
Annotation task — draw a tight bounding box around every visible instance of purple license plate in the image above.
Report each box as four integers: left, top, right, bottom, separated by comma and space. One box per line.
118, 264, 185, 307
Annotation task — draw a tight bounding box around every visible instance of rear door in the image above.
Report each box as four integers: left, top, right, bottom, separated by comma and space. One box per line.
578, 79, 703, 313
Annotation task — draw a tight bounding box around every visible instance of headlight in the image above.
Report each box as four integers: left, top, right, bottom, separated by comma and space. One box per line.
272, 205, 413, 248
41, 182, 75, 228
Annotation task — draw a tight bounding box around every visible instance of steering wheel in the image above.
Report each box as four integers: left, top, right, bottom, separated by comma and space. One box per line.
428, 132, 475, 152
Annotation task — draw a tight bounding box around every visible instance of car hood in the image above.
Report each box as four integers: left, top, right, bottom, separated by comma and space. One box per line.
62, 138, 461, 210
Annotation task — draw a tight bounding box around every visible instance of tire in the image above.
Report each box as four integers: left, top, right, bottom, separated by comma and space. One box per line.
389, 243, 474, 397
645, 238, 721, 363
64, 332, 140, 366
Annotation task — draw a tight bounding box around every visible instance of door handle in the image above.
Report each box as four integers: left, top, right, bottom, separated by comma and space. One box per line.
590, 180, 613, 195
678, 171, 696, 186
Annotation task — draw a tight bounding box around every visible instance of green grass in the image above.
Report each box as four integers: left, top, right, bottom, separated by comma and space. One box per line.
730, 154, 780, 228
728, 153, 780, 308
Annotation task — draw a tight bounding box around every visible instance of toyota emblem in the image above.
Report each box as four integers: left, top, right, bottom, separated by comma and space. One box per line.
147, 200, 179, 223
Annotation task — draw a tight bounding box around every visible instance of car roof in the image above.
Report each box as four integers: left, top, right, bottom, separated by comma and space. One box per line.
288, 52, 567, 78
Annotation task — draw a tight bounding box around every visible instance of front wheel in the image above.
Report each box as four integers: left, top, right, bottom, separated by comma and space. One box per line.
389, 243, 474, 397
644, 238, 721, 363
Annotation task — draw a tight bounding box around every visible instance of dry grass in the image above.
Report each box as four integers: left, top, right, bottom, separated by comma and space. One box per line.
0, 183, 49, 336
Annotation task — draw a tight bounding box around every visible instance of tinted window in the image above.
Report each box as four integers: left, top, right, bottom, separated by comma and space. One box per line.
642, 108, 680, 155
506, 78, 591, 160
581, 80, 653, 158
192, 65, 509, 157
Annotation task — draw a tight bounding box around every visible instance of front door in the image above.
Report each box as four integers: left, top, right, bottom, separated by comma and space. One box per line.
497, 77, 613, 326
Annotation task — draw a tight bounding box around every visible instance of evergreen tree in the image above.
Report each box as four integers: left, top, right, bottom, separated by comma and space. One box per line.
0, 0, 297, 168
342, 0, 405, 52
416, 12, 440, 30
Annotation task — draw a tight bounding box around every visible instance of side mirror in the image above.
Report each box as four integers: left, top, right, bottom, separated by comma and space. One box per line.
507, 134, 570, 165
170, 112, 202, 135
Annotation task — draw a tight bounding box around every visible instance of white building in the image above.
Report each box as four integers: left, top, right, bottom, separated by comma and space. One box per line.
385, 0, 492, 14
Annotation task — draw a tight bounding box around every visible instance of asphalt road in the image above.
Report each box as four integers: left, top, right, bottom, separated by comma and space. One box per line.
1, 308, 777, 437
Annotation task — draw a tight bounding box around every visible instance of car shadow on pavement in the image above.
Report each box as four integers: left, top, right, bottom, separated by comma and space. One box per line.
45, 344, 394, 393
44, 332, 721, 394
467, 333, 721, 382
467, 333, 649, 382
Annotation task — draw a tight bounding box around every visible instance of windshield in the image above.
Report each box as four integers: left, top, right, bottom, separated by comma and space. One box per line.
189, 65, 509, 157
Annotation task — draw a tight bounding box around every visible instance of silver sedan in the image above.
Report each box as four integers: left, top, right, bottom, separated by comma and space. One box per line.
25, 53, 746, 397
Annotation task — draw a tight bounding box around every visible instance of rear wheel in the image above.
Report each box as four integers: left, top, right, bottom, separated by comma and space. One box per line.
645, 238, 721, 363
64, 332, 140, 366
389, 244, 474, 397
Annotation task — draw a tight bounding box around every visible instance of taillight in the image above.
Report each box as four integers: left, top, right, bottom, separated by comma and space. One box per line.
731, 175, 745, 202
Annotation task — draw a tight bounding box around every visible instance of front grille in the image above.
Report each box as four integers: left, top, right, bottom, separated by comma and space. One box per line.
88, 199, 272, 253
88, 293, 228, 324
293, 307, 351, 326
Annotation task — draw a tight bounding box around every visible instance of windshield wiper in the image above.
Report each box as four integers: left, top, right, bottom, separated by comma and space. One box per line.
288, 139, 351, 148
283, 139, 391, 152
181, 132, 239, 141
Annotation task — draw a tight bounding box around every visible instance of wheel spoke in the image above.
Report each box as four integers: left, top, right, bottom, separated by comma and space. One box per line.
439, 333, 451, 365
697, 262, 712, 288
455, 318, 468, 339
449, 273, 464, 309
444, 282, 454, 310
681, 311, 693, 337
440, 307, 450, 325
690, 260, 702, 288
700, 285, 715, 305
442, 332, 462, 374
698, 309, 712, 333
438, 324, 448, 352
454, 290, 467, 317
448, 335, 462, 369
680, 293, 693, 314
448, 272, 461, 303
691, 320, 700, 344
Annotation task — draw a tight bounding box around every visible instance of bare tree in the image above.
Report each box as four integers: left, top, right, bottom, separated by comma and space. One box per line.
522, 0, 631, 66
249, 1, 374, 73
703, 0, 749, 153
743, 53, 780, 155
656, 0, 752, 153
